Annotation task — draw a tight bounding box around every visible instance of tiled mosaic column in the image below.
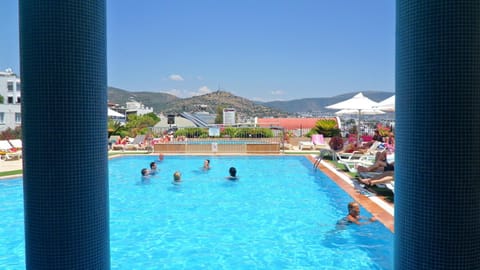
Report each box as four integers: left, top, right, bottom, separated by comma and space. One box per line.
19, 1, 110, 269
396, 1, 480, 269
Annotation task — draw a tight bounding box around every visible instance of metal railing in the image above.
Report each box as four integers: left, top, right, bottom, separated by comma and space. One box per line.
151, 127, 284, 154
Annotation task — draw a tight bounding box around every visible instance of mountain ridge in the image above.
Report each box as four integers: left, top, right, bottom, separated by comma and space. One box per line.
261, 91, 394, 113
108, 87, 394, 116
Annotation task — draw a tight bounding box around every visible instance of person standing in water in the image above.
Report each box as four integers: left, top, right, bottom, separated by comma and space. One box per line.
226, 167, 238, 180
338, 202, 376, 225
203, 159, 211, 170
172, 171, 181, 185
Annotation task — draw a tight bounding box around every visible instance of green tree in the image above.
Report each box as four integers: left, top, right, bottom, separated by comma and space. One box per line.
125, 113, 160, 136
107, 119, 125, 137
143, 112, 160, 122
215, 106, 224, 124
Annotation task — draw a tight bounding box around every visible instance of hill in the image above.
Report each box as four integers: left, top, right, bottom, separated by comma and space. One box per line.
108, 87, 394, 116
163, 91, 289, 117
108, 87, 179, 112
261, 91, 394, 113
108, 88, 289, 117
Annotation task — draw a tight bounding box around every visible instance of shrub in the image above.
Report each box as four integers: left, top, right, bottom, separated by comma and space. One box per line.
174, 127, 274, 139
376, 124, 391, 137
175, 128, 208, 138
234, 128, 273, 138
313, 119, 341, 137
0, 127, 22, 140
221, 127, 236, 138
329, 136, 344, 151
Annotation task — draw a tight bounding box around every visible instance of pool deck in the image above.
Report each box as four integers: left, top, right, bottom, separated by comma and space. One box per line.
0, 152, 394, 232
0, 159, 22, 175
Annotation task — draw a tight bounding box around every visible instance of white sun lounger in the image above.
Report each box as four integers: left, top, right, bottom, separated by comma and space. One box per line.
299, 141, 314, 150
8, 139, 22, 149
0, 140, 22, 160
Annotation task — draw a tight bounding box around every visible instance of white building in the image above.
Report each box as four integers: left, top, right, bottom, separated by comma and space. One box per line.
223, 108, 236, 125
126, 100, 153, 116
0, 68, 22, 132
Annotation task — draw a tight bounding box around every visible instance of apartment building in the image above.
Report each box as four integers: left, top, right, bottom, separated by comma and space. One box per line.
125, 100, 153, 116
0, 68, 22, 132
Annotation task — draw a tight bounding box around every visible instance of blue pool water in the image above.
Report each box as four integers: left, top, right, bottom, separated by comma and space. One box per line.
0, 156, 393, 269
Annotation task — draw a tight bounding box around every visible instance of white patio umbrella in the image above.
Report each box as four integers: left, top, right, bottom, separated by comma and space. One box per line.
108, 108, 124, 118
375, 95, 395, 112
326, 92, 380, 141
326, 92, 379, 111
335, 109, 385, 116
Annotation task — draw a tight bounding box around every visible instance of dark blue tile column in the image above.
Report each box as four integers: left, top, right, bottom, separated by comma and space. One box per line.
396, 1, 480, 269
19, 1, 109, 269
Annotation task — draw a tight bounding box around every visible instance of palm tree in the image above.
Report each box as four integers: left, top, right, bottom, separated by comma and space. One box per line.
108, 119, 125, 137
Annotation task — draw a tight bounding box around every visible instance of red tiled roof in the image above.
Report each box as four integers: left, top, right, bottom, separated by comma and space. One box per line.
256, 118, 338, 130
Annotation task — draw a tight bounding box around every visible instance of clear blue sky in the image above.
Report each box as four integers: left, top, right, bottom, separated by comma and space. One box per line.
1, 1, 395, 101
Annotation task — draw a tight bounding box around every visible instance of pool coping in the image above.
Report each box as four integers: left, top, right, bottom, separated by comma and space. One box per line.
305, 154, 394, 232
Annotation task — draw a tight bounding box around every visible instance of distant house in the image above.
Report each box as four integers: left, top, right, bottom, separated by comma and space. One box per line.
107, 100, 153, 124
126, 100, 153, 116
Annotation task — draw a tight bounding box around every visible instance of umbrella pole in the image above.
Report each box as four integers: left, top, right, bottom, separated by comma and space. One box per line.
357, 110, 361, 143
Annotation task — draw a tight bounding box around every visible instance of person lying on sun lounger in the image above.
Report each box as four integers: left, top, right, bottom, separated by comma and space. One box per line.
358, 171, 394, 186
343, 141, 364, 153
357, 151, 394, 172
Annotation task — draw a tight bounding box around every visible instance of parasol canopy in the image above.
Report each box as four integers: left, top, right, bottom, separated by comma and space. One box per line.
108, 108, 124, 118
326, 93, 380, 141
375, 95, 395, 112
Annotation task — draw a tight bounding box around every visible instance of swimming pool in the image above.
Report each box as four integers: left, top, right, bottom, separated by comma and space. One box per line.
0, 156, 393, 269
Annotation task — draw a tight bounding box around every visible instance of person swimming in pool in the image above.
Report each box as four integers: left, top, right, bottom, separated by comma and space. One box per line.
149, 162, 158, 175
226, 167, 238, 180
172, 171, 181, 185
338, 202, 376, 225
141, 168, 150, 184
203, 159, 211, 170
